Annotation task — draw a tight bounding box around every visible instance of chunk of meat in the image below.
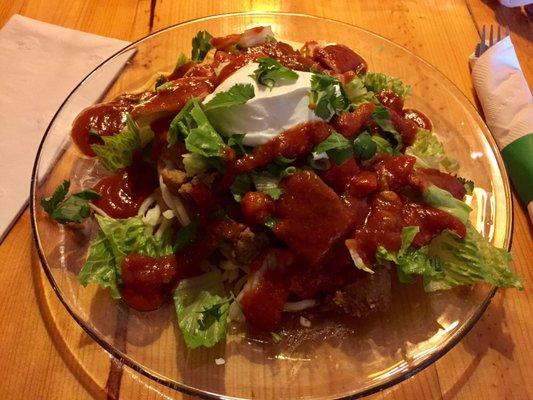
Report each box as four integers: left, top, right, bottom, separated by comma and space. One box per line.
273, 171, 356, 265
232, 228, 270, 265
331, 267, 392, 318
239, 249, 294, 331
160, 168, 187, 195
402, 109, 433, 131
131, 77, 214, 118
347, 171, 378, 198
374, 155, 417, 191
408, 168, 466, 199
376, 90, 404, 112
319, 157, 360, 194
289, 242, 361, 299
313, 44, 368, 74
211, 26, 274, 50
240, 191, 275, 224
348, 191, 404, 266
120, 254, 180, 311
402, 201, 466, 246
330, 102, 375, 139
388, 107, 419, 146
247, 41, 317, 71
233, 121, 331, 173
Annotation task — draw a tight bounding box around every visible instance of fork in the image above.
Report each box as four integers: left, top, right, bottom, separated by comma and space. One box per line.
475, 24, 510, 57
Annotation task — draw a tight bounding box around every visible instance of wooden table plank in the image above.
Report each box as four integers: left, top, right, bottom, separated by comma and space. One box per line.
0, 0, 531, 399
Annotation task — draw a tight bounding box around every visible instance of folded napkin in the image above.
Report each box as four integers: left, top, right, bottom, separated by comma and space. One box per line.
470, 36, 533, 223
0, 15, 129, 242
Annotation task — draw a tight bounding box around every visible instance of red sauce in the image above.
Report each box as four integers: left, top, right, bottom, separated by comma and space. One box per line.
239, 249, 293, 331
347, 171, 378, 198
247, 41, 317, 71
408, 168, 466, 199
240, 191, 274, 224
92, 161, 158, 219
273, 171, 356, 266
348, 191, 404, 266
233, 121, 331, 173
388, 107, 419, 146
130, 77, 214, 118
402, 201, 466, 246
313, 44, 368, 75
71, 103, 129, 156
319, 157, 360, 194
331, 102, 375, 139
376, 90, 404, 111
402, 108, 433, 131
120, 254, 179, 311
374, 155, 417, 191
166, 61, 196, 81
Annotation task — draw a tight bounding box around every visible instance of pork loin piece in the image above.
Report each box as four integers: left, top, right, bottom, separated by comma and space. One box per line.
331, 267, 392, 318
273, 170, 356, 266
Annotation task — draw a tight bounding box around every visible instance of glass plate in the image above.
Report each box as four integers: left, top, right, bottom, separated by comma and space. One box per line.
30, 12, 512, 400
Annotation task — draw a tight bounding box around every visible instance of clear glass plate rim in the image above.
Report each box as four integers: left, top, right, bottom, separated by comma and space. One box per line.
28, 11, 512, 400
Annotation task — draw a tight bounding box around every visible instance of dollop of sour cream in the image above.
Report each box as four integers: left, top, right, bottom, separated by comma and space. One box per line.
203, 62, 320, 147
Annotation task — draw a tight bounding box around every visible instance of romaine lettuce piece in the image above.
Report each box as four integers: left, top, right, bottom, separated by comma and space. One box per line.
173, 270, 232, 349
423, 184, 472, 223
362, 72, 411, 99
405, 129, 459, 173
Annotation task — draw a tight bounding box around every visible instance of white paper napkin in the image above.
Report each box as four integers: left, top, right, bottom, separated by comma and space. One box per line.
470, 36, 533, 223
0, 15, 130, 242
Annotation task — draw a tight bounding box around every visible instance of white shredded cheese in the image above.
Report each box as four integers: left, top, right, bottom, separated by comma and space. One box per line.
283, 299, 318, 312
299, 316, 312, 328
162, 209, 175, 219
159, 176, 190, 226
89, 203, 111, 218
215, 358, 226, 365
137, 194, 156, 216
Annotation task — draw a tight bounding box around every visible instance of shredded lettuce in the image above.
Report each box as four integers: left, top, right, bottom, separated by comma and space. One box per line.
313, 131, 354, 164
252, 171, 283, 200
91, 114, 153, 171
371, 135, 398, 156
41, 180, 100, 224
405, 129, 459, 173
250, 57, 298, 89
376, 225, 522, 291
309, 73, 347, 121
362, 72, 411, 99
227, 133, 248, 155
423, 184, 472, 223
173, 270, 232, 349
77, 215, 174, 297
191, 30, 213, 62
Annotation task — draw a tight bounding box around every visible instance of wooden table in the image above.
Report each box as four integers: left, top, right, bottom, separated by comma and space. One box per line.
0, 1, 531, 399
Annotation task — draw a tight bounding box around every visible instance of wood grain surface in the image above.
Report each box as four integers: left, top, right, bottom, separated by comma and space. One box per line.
0, 1, 531, 399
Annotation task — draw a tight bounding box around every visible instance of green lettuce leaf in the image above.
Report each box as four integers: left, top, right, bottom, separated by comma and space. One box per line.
227, 133, 248, 155
343, 76, 368, 103
362, 72, 411, 99
252, 171, 283, 200
77, 215, 174, 296
203, 83, 255, 113
425, 222, 523, 291
41, 180, 100, 224
371, 135, 398, 156
423, 184, 472, 223
405, 129, 459, 173
77, 231, 120, 299
309, 73, 347, 121
167, 98, 227, 158
250, 57, 298, 89
376, 225, 523, 291
174, 220, 199, 252
313, 131, 354, 164
191, 30, 213, 62
173, 270, 231, 349
91, 114, 153, 171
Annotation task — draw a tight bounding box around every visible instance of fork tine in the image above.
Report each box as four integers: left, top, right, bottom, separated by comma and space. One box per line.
497, 25, 501, 42
506, 25, 510, 37
489, 25, 494, 46
480, 25, 486, 54
475, 43, 480, 57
